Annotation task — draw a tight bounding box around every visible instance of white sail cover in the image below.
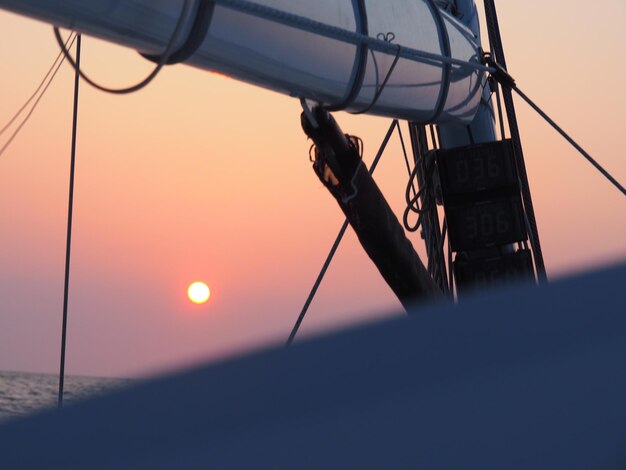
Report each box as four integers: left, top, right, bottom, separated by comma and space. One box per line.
0, 0, 486, 124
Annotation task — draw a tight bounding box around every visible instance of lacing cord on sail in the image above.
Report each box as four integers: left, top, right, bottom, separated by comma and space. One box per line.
353, 33, 402, 115
52, 0, 194, 95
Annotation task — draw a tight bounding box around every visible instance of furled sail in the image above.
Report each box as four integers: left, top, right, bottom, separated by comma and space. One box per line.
0, 0, 486, 124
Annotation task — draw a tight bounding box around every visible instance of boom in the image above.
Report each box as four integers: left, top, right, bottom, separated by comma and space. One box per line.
0, 0, 486, 124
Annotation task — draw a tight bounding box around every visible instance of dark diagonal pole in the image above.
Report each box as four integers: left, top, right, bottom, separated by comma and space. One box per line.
286, 120, 398, 346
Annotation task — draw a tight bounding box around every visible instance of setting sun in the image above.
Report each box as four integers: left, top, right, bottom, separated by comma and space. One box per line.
187, 282, 211, 304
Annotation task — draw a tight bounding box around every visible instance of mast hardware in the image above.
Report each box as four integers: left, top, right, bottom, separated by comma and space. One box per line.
301, 109, 441, 308
484, 53, 516, 89
301, 107, 362, 202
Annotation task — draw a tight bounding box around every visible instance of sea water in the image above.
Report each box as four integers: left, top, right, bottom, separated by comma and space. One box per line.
0, 370, 131, 422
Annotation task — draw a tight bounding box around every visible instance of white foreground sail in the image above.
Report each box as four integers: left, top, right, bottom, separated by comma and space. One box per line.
0, 264, 625, 468
0, 0, 486, 123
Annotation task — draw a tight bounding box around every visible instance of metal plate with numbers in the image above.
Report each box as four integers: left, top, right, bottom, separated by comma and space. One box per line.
436, 139, 518, 198
446, 197, 527, 251
454, 249, 535, 292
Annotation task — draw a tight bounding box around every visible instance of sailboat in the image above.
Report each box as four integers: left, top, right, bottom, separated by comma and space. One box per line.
0, 0, 553, 297
0, 0, 624, 467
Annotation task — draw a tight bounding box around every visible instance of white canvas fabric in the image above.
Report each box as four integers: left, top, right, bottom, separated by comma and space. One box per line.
0, 0, 485, 123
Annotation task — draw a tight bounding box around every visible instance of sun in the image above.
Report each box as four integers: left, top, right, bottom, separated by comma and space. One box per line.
187, 282, 210, 304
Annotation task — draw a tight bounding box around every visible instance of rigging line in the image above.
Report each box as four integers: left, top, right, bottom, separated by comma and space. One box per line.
0, 34, 77, 160
397, 121, 416, 187
492, 78, 506, 140
411, 124, 447, 292
446, 222, 454, 296
403, 148, 436, 232
0, 33, 75, 137
428, 125, 438, 150
52, 0, 193, 95
58, 34, 82, 409
439, 218, 451, 299
286, 120, 399, 347
512, 85, 625, 197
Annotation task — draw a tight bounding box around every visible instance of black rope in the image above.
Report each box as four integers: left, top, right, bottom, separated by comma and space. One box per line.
52, 0, 193, 95
398, 121, 423, 223
410, 123, 448, 293
403, 164, 431, 233
512, 85, 625, 197
399, 122, 448, 293
286, 120, 398, 346
58, 34, 82, 409
401, 129, 435, 234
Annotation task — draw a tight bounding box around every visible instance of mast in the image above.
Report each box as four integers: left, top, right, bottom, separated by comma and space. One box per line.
414, 0, 541, 294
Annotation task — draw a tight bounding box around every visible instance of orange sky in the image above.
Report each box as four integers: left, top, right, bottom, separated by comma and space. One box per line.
0, 1, 624, 378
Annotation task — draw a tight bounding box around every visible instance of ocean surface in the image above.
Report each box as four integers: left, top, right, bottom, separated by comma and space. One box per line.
0, 370, 132, 422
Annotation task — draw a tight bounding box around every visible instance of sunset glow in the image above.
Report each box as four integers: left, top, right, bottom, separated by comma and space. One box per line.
188, 282, 210, 305
0, 1, 624, 378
